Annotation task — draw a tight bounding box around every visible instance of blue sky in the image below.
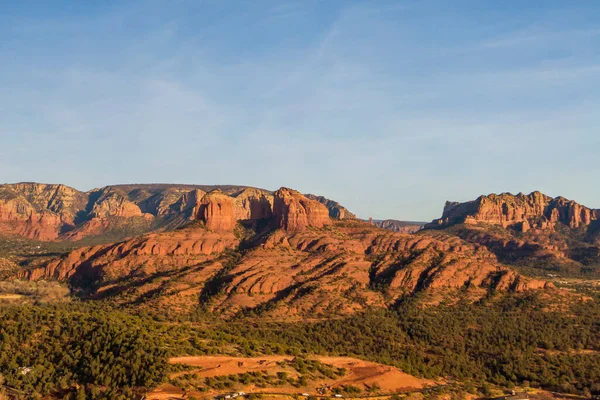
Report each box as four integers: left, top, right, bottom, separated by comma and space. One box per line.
1, 0, 599, 221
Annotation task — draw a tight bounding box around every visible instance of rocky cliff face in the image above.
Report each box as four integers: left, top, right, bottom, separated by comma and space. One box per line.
173, 189, 207, 217
88, 189, 146, 218
0, 183, 87, 240
305, 194, 356, 220
429, 191, 598, 232
0, 183, 353, 241
426, 192, 600, 277
273, 188, 331, 232
195, 190, 237, 231
233, 188, 273, 220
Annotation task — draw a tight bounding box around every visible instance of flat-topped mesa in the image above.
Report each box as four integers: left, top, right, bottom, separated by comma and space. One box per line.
233, 188, 273, 220
273, 188, 331, 232
195, 189, 236, 231
428, 191, 598, 231
305, 194, 356, 220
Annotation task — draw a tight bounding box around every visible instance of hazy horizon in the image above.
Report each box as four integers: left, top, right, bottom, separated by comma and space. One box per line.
2, 0, 599, 221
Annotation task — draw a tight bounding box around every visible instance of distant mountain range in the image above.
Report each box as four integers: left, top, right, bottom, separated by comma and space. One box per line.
6, 182, 589, 319
0, 182, 354, 243
2, 182, 598, 318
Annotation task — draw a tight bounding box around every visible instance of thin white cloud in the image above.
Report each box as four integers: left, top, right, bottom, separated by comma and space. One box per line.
1, 0, 599, 219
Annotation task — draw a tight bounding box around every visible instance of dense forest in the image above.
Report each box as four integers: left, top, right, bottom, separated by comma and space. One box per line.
1, 292, 599, 398
0, 304, 170, 399
226, 294, 600, 395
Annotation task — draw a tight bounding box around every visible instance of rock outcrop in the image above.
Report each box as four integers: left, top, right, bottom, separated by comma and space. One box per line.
195, 190, 237, 231
0, 183, 357, 242
233, 188, 273, 220
305, 194, 356, 220
428, 191, 598, 231
0, 183, 87, 240
273, 188, 331, 232
88, 189, 146, 218
425, 192, 600, 277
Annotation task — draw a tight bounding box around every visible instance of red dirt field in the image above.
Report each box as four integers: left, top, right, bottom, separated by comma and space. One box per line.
146, 355, 433, 400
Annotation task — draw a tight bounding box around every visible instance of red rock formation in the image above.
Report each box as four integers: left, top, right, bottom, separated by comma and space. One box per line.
0, 183, 358, 242
0, 183, 86, 240
20, 219, 550, 317
176, 189, 207, 218
89, 190, 145, 218
134, 187, 200, 216
233, 188, 273, 220
195, 190, 237, 231
429, 191, 598, 231
273, 188, 331, 232
0, 200, 62, 240
20, 227, 239, 283
1, 183, 86, 220
305, 194, 356, 220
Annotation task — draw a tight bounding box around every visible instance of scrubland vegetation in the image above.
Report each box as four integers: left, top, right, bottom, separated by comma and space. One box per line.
1, 291, 599, 398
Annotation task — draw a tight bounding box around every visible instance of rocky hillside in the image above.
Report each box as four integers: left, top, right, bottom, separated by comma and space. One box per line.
0, 183, 352, 242
425, 191, 600, 277
18, 189, 551, 318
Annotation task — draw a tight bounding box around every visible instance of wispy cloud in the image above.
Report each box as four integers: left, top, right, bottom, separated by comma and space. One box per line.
1, 0, 599, 219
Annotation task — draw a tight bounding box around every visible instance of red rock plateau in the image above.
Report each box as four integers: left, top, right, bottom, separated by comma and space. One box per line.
426, 191, 600, 276
0, 183, 348, 242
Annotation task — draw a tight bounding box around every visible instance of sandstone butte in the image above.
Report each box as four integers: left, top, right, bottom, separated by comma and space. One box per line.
428, 191, 599, 232
233, 187, 273, 220
194, 189, 237, 232
273, 188, 332, 232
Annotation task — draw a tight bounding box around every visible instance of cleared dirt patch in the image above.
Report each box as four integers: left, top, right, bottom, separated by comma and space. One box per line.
144, 383, 185, 399
315, 356, 429, 391
147, 355, 432, 399
169, 355, 292, 378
